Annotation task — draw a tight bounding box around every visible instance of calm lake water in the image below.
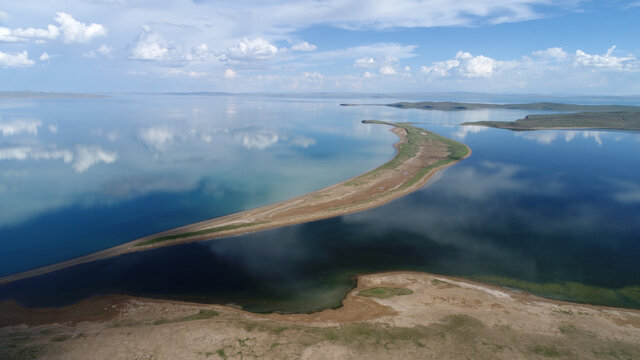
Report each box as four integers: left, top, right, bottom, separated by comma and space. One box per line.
1, 94, 639, 312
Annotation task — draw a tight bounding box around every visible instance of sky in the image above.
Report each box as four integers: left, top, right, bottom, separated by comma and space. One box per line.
1, 0, 639, 94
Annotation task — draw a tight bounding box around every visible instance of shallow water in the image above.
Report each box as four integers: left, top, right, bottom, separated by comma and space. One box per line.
1, 95, 639, 311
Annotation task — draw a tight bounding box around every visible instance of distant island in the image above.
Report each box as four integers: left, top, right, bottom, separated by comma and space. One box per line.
0, 91, 107, 98
342, 101, 640, 131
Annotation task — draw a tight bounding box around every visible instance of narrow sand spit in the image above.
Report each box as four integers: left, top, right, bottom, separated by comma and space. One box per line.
2, 272, 638, 359
0, 122, 470, 284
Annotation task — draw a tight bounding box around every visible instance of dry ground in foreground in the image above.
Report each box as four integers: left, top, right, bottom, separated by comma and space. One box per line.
1, 272, 639, 360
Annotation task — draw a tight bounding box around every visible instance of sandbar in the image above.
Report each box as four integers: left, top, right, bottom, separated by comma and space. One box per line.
0, 121, 470, 284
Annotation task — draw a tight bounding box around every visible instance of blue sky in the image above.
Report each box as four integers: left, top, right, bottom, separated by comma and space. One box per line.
1, 0, 639, 94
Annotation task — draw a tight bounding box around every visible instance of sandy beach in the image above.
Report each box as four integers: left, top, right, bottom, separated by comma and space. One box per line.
2, 271, 638, 359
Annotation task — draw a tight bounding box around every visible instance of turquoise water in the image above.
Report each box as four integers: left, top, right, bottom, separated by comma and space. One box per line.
1, 95, 639, 311
0, 95, 401, 275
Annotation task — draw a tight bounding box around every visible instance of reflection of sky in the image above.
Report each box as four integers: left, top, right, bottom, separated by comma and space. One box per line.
2, 97, 640, 281
0, 95, 403, 275
1, 110, 640, 310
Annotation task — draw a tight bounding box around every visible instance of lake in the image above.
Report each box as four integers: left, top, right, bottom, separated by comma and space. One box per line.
1, 94, 639, 312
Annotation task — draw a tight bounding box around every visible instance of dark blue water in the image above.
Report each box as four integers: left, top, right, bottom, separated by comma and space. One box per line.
2, 123, 639, 312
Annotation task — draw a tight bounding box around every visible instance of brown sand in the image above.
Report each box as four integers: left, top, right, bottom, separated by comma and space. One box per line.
2, 271, 638, 359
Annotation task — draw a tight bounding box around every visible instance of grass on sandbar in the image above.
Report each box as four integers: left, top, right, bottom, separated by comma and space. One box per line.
137, 222, 264, 246
358, 287, 413, 299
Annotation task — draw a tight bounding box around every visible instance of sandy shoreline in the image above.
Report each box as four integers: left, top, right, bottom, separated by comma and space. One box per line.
0, 122, 470, 284
2, 271, 638, 359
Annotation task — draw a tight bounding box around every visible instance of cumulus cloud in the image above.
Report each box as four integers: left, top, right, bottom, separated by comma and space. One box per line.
224, 68, 237, 79
129, 26, 170, 60
84, 44, 113, 58
379, 65, 397, 75
291, 41, 316, 52
354, 55, 400, 75
54, 12, 107, 43
532, 47, 568, 60
354, 56, 376, 68
422, 51, 497, 78
303, 71, 323, 81
0, 12, 106, 43
0, 50, 34, 68
38, 52, 50, 62
0, 119, 41, 135
574, 45, 637, 71
225, 37, 278, 61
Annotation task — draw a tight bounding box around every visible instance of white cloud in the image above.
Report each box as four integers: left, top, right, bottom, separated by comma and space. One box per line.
421, 59, 459, 77
48, 124, 58, 134
0, 119, 41, 135
5, 24, 59, 41
72, 145, 117, 172
224, 68, 237, 79
303, 71, 323, 80
291, 41, 316, 51
0, 12, 105, 44
532, 47, 568, 60
85, 44, 113, 58
236, 0, 560, 30
225, 37, 278, 61
0, 50, 34, 68
139, 126, 175, 152
379, 65, 397, 75
39, 52, 50, 62
129, 27, 169, 60
422, 51, 497, 78
354, 55, 400, 75
574, 45, 637, 71
97, 44, 112, 56
317, 43, 416, 62
54, 12, 107, 43
354, 56, 376, 68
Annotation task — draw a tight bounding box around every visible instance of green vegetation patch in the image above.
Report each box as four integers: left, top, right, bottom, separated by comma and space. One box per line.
463, 111, 640, 131
529, 344, 571, 358
475, 275, 640, 309
357, 287, 413, 299
137, 222, 264, 246
383, 101, 640, 112
345, 121, 468, 188
153, 309, 219, 326
50, 335, 71, 342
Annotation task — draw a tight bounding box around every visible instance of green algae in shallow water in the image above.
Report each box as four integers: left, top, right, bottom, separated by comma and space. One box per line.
358, 287, 413, 299
475, 276, 640, 309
